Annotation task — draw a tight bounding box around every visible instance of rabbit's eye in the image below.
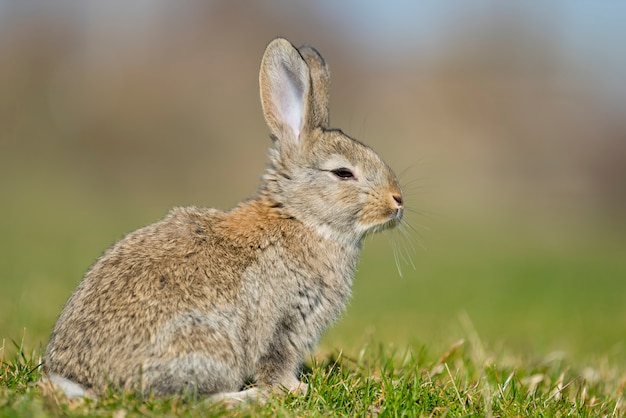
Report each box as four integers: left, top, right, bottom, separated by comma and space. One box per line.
331, 168, 355, 180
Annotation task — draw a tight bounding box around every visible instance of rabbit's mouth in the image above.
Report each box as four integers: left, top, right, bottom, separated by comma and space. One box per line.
358, 193, 404, 236
386, 211, 404, 230
364, 209, 403, 236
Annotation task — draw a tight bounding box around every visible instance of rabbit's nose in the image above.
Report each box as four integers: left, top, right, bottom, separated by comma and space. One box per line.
392, 194, 403, 208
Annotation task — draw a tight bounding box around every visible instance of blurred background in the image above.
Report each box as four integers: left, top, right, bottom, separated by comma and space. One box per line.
1, 1, 625, 365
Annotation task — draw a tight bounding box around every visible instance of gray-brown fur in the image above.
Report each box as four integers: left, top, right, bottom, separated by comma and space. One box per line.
44, 38, 403, 401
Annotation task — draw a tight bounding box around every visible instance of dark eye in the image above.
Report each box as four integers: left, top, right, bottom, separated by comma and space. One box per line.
331, 168, 355, 180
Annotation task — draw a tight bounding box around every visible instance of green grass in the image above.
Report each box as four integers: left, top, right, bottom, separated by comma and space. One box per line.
2, 332, 624, 417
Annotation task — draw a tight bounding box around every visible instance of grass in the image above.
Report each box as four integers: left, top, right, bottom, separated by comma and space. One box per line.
2, 329, 625, 417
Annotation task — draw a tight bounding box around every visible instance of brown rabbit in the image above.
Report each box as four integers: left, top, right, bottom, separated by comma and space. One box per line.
44, 38, 404, 402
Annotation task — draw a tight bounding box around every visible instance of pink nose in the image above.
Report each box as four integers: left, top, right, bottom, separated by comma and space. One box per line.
392, 194, 403, 208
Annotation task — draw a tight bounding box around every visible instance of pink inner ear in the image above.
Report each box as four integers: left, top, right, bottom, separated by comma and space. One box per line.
277, 80, 304, 139
275, 74, 305, 141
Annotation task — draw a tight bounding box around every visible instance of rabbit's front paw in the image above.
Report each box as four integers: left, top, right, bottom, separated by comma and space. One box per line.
209, 387, 263, 407
290, 381, 308, 396
279, 376, 308, 396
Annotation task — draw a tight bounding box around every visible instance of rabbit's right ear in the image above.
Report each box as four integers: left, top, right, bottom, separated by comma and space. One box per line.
259, 38, 311, 147
298, 45, 330, 128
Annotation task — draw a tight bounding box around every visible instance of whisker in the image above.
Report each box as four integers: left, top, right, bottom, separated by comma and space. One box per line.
397, 159, 425, 182
389, 234, 399, 277
387, 224, 420, 276
403, 219, 429, 236
399, 176, 431, 188
401, 186, 435, 197
405, 207, 439, 220
399, 221, 425, 262
395, 236, 411, 266
396, 241, 415, 271
398, 224, 421, 260
389, 235, 403, 278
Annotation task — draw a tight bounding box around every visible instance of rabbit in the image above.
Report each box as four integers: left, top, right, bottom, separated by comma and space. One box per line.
43, 37, 404, 403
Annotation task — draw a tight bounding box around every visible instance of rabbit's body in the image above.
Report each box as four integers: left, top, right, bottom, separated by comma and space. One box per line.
46, 201, 357, 395
44, 38, 403, 401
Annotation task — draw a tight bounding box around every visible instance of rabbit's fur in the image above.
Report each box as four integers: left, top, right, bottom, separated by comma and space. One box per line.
44, 38, 404, 402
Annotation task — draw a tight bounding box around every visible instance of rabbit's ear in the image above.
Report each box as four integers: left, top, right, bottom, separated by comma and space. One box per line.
298, 45, 330, 128
260, 38, 311, 144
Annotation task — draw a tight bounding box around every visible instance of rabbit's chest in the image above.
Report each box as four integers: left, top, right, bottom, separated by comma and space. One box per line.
295, 282, 342, 324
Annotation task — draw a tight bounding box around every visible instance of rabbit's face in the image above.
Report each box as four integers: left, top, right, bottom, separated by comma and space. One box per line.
278, 127, 403, 244
259, 38, 403, 244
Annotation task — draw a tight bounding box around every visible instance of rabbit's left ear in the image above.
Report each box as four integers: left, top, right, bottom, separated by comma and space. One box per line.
260, 38, 311, 144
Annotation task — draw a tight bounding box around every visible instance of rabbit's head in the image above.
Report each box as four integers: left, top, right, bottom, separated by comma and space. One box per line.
258, 38, 403, 245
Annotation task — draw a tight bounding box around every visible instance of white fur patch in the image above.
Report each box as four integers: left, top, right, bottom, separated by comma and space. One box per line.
47, 373, 90, 399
